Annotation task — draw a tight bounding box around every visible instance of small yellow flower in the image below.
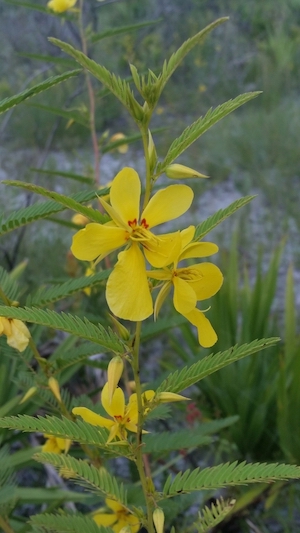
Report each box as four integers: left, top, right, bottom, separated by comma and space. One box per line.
71, 213, 89, 226
48, 377, 62, 403
72, 383, 153, 444
92, 498, 140, 533
0, 317, 30, 352
47, 0, 77, 13
42, 435, 71, 454
148, 226, 223, 347
71, 167, 193, 321
109, 133, 129, 154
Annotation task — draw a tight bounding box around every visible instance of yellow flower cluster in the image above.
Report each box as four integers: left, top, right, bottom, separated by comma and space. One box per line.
0, 317, 30, 352
71, 167, 223, 346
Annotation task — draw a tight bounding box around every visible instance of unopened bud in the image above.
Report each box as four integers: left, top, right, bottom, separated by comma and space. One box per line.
109, 314, 130, 341
153, 508, 165, 533
119, 527, 132, 533
71, 213, 89, 226
128, 92, 144, 121
20, 386, 37, 404
165, 164, 208, 180
157, 392, 190, 403
107, 356, 124, 403
48, 377, 62, 403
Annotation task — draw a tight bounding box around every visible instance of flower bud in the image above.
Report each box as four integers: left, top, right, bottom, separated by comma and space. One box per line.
20, 386, 37, 404
109, 133, 128, 154
109, 315, 130, 341
165, 164, 208, 179
107, 356, 124, 403
48, 377, 62, 403
71, 213, 89, 226
153, 508, 165, 533
157, 392, 190, 403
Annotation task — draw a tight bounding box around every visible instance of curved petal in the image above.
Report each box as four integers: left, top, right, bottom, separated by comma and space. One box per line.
188, 263, 223, 300
106, 244, 153, 321
148, 268, 171, 281
143, 231, 181, 268
105, 499, 124, 512
109, 168, 141, 227
173, 276, 197, 314
154, 281, 172, 320
126, 514, 141, 533
141, 185, 194, 228
93, 512, 117, 527
179, 241, 219, 261
102, 383, 125, 418
72, 407, 113, 429
182, 308, 217, 348
71, 223, 127, 261
180, 225, 195, 249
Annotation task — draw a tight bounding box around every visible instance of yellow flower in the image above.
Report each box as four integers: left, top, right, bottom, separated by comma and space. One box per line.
47, 0, 77, 13
83, 264, 95, 296
92, 498, 140, 533
109, 133, 129, 154
72, 383, 154, 444
148, 226, 223, 347
72, 213, 89, 226
42, 435, 71, 454
0, 317, 30, 352
71, 167, 193, 321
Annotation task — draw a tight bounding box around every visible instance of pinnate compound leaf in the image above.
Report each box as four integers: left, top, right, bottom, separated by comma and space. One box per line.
26, 270, 110, 307
162, 461, 300, 497
30, 513, 109, 533
0, 266, 20, 303
2, 181, 107, 224
194, 195, 256, 241
0, 189, 100, 236
156, 338, 280, 394
91, 19, 162, 43
30, 167, 94, 185
34, 453, 127, 505
0, 306, 125, 353
27, 102, 90, 127
158, 93, 261, 172
49, 38, 133, 114
0, 70, 81, 115
194, 497, 236, 533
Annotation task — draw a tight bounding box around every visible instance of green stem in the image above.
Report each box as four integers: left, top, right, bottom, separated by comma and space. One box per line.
132, 321, 155, 533
141, 126, 152, 210
0, 516, 15, 533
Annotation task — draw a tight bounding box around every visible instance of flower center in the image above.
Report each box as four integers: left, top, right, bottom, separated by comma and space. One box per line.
128, 218, 152, 242
174, 267, 203, 282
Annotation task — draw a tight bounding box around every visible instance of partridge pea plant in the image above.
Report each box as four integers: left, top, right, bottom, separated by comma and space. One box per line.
0, 7, 300, 533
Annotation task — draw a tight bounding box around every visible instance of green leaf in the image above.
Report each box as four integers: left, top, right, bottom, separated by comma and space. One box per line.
194, 497, 236, 533
156, 338, 280, 394
27, 102, 90, 127
0, 189, 100, 237
0, 266, 20, 304
34, 453, 128, 504
30, 512, 110, 533
158, 93, 261, 172
30, 167, 94, 185
18, 52, 77, 68
49, 38, 134, 115
193, 195, 256, 241
155, 18, 228, 100
52, 342, 107, 373
91, 19, 162, 43
4, 0, 51, 13
2, 181, 107, 224
0, 70, 81, 115
162, 461, 300, 496
15, 487, 93, 504
26, 270, 110, 307
0, 306, 125, 353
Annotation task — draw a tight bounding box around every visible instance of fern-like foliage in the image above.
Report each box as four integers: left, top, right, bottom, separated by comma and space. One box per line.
162, 461, 300, 497
2, 181, 107, 224
30, 512, 110, 533
91, 19, 161, 43
193, 195, 256, 241
194, 497, 235, 533
0, 446, 17, 516
155, 18, 227, 100
157, 94, 261, 172
34, 453, 128, 505
26, 270, 110, 307
0, 69, 81, 115
31, 167, 94, 185
51, 342, 105, 374
27, 102, 90, 128
49, 38, 136, 117
0, 189, 100, 237
0, 266, 20, 303
143, 417, 238, 454
0, 306, 124, 352
0, 415, 129, 457
156, 338, 279, 394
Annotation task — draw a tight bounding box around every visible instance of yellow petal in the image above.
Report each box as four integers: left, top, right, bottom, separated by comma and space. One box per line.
106, 244, 153, 321
154, 282, 172, 320
180, 226, 195, 248
72, 407, 113, 429
105, 498, 124, 513
0, 317, 12, 336
8, 319, 30, 352
173, 276, 197, 314
71, 223, 127, 261
183, 308, 218, 347
102, 383, 125, 418
48, 0, 76, 13
109, 168, 141, 227
143, 231, 182, 268
107, 356, 124, 403
188, 263, 223, 300
141, 185, 194, 228
157, 392, 189, 402
126, 514, 140, 533
179, 242, 219, 261
93, 512, 117, 527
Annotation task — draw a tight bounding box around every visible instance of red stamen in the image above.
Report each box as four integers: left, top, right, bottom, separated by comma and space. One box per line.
141, 218, 149, 229
128, 219, 137, 228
